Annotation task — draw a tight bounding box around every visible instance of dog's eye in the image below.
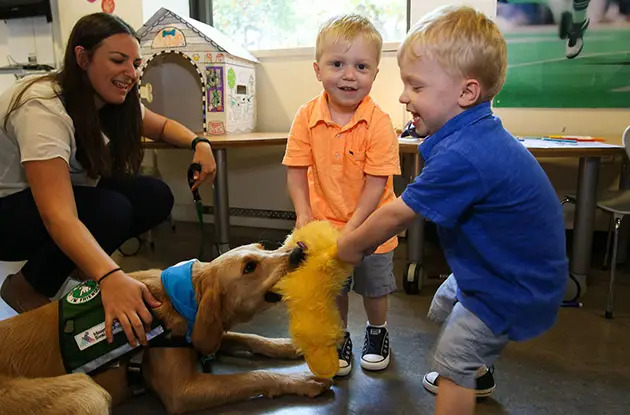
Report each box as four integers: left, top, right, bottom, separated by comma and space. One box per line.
243, 261, 258, 274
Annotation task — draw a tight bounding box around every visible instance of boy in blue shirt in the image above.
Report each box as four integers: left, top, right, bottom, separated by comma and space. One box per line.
337, 5, 568, 415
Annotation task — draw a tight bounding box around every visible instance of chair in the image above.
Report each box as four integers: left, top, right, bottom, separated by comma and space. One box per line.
562, 126, 630, 319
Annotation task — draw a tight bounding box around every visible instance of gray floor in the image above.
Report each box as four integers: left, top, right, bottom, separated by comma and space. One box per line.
1, 221, 629, 414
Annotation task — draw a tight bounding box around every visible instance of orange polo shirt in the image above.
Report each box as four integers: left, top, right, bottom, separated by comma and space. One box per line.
283, 91, 400, 253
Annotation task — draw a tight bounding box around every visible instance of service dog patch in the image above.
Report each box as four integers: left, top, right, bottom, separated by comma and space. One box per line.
65, 281, 99, 305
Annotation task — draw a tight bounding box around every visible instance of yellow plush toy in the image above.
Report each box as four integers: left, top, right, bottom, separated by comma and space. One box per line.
273, 220, 353, 378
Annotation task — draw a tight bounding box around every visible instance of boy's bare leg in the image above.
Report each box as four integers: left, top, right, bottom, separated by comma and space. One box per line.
435, 377, 475, 415
363, 295, 387, 325
336, 293, 349, 328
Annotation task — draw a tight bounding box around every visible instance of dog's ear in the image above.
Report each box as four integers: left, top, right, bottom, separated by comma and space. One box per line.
191, 276, 224, 355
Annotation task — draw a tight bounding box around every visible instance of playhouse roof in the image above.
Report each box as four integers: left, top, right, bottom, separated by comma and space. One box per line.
137, 7, 258, 63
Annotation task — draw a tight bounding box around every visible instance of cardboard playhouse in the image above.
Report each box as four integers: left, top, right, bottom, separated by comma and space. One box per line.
137, 8, 258, 135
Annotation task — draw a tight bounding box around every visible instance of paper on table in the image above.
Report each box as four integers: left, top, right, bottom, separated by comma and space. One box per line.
399, 137, 423, 143
519, 138, 621, 149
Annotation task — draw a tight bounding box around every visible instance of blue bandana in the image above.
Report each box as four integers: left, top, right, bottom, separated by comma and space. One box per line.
161, 259, 198, 342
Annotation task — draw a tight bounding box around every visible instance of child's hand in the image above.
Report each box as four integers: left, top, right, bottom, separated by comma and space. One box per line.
340, 224, 355, 236
296, 214, 314, 229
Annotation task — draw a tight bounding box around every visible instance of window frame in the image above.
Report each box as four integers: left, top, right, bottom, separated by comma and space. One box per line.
199, 0, 412, 58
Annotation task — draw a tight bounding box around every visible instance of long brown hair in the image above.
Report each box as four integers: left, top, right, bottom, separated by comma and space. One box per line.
4, 13, 143, 178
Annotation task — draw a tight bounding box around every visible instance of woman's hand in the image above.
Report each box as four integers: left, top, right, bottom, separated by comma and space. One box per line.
191, 143, 217, 190
99, 270, 162, 347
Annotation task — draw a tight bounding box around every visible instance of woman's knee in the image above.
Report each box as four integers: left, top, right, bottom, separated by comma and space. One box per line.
136, 176, 174, 221
150, 177, 174, 214
76, 188, 134, 240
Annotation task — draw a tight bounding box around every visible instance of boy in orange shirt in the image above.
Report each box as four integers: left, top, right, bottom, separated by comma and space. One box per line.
282, 14, 400, 376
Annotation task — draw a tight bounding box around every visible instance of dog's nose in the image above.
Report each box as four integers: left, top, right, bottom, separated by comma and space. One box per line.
289, 245, 306, 268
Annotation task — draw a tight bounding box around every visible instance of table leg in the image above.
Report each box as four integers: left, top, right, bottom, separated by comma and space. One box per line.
404, 152, 425, 294
213, 148, 230, 255
570, 156, 600, 297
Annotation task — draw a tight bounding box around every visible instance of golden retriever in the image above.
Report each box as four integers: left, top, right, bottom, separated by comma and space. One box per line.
0, 243, 332, 414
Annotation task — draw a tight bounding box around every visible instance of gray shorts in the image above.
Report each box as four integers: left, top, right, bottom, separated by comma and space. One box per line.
341, 251, 396, 297
428, 274, 509, 389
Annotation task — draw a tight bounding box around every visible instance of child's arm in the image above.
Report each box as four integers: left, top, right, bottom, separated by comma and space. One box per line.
338, 197, 417, 264
344, 174, 387, 234
287, 166, 314, 228
283, 104, 313, 228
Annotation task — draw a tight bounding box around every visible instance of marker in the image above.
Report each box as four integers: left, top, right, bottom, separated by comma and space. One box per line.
542, 138, 578, 144
548, 135, 605, 142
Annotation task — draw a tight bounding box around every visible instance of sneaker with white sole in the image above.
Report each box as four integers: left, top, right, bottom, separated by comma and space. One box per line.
422, 366, 495, 398
336, 331, 352, 377
360, 325, 390, 371
566, 18, 589, 59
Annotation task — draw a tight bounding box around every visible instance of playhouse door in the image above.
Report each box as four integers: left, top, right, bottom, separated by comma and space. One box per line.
140, 53, 203, 133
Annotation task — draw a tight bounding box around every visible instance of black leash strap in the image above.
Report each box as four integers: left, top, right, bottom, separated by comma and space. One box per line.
187, 163, 205, 259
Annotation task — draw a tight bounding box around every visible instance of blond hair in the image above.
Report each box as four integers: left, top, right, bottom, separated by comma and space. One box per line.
315, 14, 383, 64
400, 5, 507, 101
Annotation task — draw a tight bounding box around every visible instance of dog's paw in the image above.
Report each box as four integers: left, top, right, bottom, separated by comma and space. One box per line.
286, 373, 333, 398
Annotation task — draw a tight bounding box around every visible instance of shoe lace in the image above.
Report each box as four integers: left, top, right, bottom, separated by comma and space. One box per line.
363, 328, 387, 355
339, 333, 352, 360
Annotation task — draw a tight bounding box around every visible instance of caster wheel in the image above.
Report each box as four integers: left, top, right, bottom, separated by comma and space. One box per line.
559, 11, 572, 39
403, 262, 423, 294
119, 237, 142, 256
563, 274, 582, 303
605, 310, 613, 319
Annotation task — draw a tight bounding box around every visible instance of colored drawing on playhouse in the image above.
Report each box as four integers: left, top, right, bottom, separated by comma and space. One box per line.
137, 8, 258, 135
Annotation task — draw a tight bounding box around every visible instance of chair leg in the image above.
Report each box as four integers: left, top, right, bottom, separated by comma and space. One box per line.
602, 215, 614, 269
169, 213, 176, 232
146, 230, 155, 251
605, 214, 623, 319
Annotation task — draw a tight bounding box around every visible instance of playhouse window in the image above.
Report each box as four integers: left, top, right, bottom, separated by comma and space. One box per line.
236, 85, 247, 95
210, 0, 406, 51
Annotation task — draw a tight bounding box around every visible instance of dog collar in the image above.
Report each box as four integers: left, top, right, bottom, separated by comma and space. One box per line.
161, 259, 198, 342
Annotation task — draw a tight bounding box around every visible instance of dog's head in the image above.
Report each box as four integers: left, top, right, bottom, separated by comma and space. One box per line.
189, 243, 305, 355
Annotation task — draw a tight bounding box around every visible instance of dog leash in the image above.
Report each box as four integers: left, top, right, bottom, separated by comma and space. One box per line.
187, 163, 206, 260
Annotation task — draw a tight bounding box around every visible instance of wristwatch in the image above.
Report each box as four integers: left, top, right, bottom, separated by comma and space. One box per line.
191, 136, 211, 151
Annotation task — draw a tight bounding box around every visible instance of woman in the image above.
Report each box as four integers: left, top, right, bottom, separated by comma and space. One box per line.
0, 13, 216, 347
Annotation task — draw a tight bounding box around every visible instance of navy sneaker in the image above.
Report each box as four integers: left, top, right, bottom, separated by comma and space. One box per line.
360, 325, 390, 371
423, 366, 495, 398
336, 331, 353, 377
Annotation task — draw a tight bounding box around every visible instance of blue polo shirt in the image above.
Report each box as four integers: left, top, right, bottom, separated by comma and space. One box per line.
401, 102, 568, 341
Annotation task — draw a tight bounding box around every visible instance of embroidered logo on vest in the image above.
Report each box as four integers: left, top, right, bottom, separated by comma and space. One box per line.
65, 281, 100, 305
